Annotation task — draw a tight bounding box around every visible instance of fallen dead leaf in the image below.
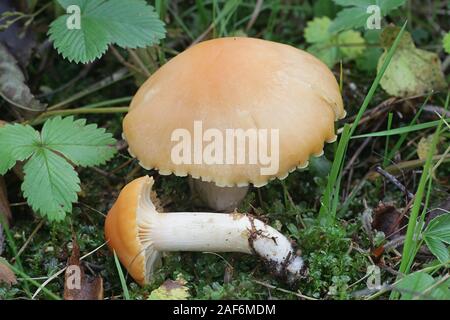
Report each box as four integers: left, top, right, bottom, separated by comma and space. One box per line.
64, 237, 103, 300
0, 257, 17, 286
417, 135, 436, 161
148, 276, 190, 300
0, 43, 45, 114
0, 0, 37, 67
372, 202, 404, 238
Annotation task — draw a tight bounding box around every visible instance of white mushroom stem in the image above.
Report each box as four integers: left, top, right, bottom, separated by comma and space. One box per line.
189, 177, 249, 212
139, 197, 305, 282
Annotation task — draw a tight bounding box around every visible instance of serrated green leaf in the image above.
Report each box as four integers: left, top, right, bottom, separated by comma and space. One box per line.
337, 30, 365, 59
0, 124, 39, 174
48, 0, 166, 64
22, 148, 80, 221
304, 16, 364, 67
330, 7, 369, 33
91, 0, 166, 49
330, 0, 405, 32
41, 116, 116, 167
48, 15, 110, 64
443, 32, 450, 54
304, 17, 332, 44
0, 116, 116, 222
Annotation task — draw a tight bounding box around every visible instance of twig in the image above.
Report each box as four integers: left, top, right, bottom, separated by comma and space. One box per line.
375, 166, 415, 200
253, 279, 317, 300
127, 49, 151, 77
246, 0, 264, 31
29, 107, 129, 125
31, 242, 108, 299
46, 68, 129, 111
14, 220, 45, 261
109, 46, 147, 76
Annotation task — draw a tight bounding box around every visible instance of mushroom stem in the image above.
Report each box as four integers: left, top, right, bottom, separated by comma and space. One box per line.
189, 177, 249, 212
140, 207, 305, 283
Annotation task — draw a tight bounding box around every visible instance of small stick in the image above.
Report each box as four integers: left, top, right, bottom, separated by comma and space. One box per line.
375, 166, 415, 200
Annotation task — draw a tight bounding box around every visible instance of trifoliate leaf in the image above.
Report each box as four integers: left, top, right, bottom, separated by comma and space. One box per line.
48, 0, 166, 64
0, 116, 116, 221
330, 0, 405, 32
443, 32, 450, 54
41, 116, 116, 167
148, 277, 190, 300
0, 123, 39, 174
337, 30, 365, 59
377, 26, 447, 97
22, 148, 80, 221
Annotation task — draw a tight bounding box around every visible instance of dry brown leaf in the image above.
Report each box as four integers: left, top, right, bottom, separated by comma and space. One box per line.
64, 238, 103, 300
372, 202, 404, 237
0, 43, 45, 114
0, 258, 17, 286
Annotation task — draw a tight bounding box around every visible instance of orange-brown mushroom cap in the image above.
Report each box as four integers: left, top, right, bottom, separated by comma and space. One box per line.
124, 37, 345, 187
104, 177, 148, 285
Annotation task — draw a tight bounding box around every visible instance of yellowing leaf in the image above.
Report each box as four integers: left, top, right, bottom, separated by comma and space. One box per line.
417, 135, 435, 161
338, 30, 365, 59
148, 277, 190, 300
304, 17, 332, 43
304, 16, 365, 68
378, 26, 447, 97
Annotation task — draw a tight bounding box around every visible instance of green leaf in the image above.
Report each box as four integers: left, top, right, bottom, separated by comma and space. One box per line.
41, 116, 116, 167
22, 148, 80, 221
424, 237, 449, 264
443, 32, 450, 54
330, 0, 405, 32
0, 116, 117, 221
304, 17, 365, 68
0, 124, 39, 174
337, 30, 365, 59
304, 17, 332, 43
423, 214, 450, 264
352, 119, 449, 139
48, 0, 166, 64
377, 26, 447, 97
425, 214, 450, 244
395, 272, 450, 300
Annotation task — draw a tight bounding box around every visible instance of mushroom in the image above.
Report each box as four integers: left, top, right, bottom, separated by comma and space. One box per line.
105, 176, 306, 285
123, 37, 345, 211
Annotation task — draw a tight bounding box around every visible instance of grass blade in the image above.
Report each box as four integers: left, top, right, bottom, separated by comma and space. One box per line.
113, 250, 130, 300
